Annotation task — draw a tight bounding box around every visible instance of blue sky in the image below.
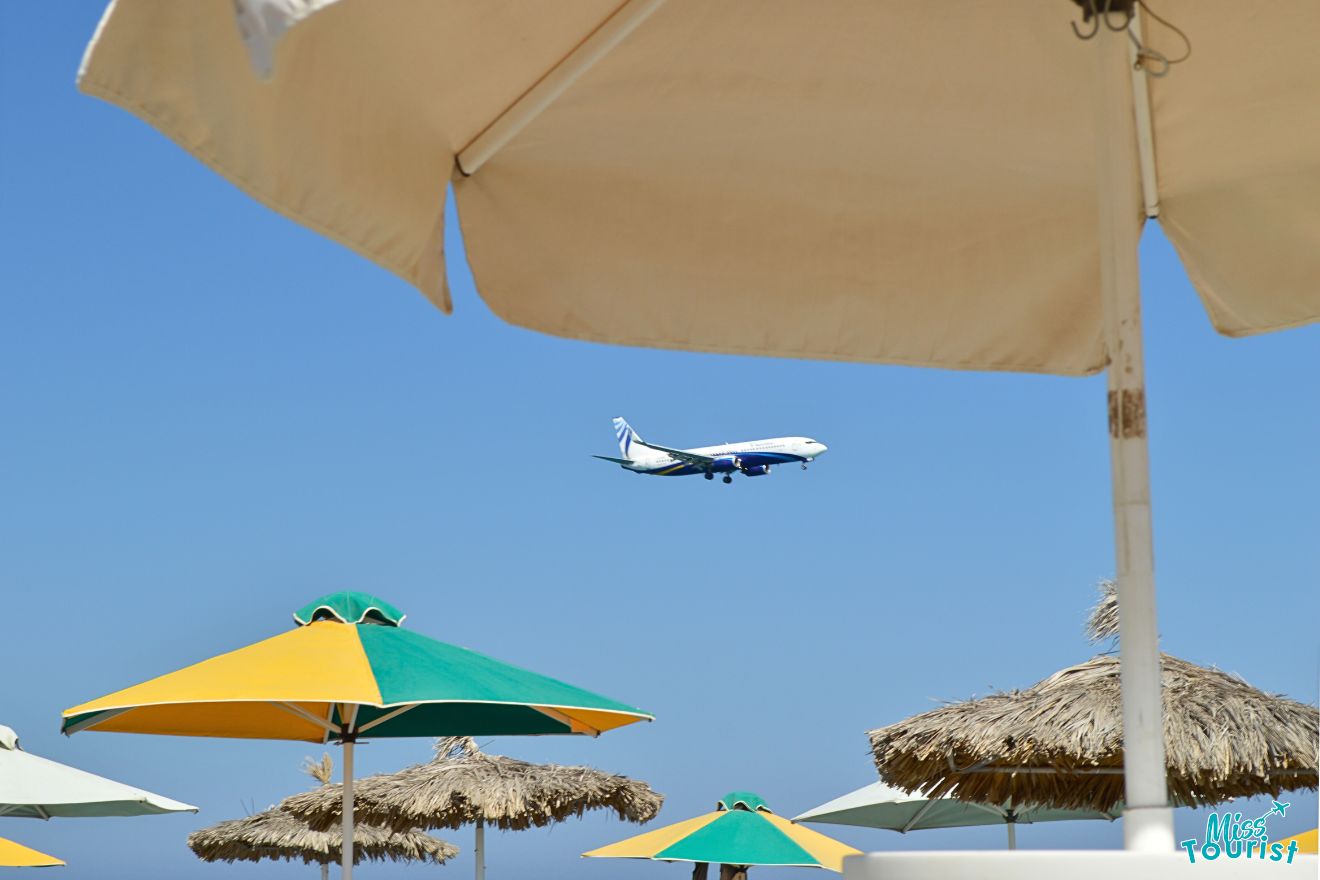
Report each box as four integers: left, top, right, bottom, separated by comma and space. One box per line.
1, 5, 1316, 878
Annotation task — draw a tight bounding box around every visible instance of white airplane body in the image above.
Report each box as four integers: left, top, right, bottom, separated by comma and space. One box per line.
594, 417, 827, 483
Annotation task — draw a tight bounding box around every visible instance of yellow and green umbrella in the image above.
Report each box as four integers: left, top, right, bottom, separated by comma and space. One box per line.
584, 791, 860, 874
62, 591, 651, 879
0, 837, 63, 868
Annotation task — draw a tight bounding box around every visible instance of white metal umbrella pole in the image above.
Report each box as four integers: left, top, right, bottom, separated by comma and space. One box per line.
1004, 799, 1016, 850
1092, 25, 1174, 852
340, 705, 360, 880
475, 820, 486, 880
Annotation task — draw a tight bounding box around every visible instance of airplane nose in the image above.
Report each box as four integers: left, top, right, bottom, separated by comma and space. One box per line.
814, 442, 828, 456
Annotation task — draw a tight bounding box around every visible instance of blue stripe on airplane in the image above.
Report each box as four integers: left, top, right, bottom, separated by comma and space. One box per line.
638, 451, 805, 475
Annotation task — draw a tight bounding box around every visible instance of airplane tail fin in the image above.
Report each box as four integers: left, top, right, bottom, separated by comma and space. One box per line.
612, 417, 643, 461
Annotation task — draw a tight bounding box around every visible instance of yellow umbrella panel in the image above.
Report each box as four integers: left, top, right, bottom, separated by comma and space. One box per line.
0, 838, 63, 868
63, 621, 379, 741
1275, 829, 1317, 855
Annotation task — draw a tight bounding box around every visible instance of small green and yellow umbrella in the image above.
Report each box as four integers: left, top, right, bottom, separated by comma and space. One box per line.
62, 591, 651, 879
0, 837, 63, 868
584, 792, 860, 875
1276, 828, 1317, 855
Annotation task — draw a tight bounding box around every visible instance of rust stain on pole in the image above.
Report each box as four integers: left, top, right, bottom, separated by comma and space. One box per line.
1108, 389, 1147, 438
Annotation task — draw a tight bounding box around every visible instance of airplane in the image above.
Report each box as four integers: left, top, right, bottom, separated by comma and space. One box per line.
1268, 801, 1290, 818
593, 417, 828, 483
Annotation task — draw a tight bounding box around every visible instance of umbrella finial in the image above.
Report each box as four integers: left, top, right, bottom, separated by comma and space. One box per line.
293, 592, 406, 627
717, 792, 772, 813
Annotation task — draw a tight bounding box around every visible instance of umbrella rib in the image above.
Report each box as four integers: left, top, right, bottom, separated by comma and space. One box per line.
355, 704, 417, 734
899, 796, 945, 832
946, 755, 992, 774
530, 706, 600, 737
958, 766, 1124, 776
275, 702, 343, 736
963, 802, 1009, 820
455, 0, 667, 175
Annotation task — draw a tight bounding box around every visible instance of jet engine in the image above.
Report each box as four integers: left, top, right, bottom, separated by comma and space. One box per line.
709, 456, 741, 473
740, 465, 772, 476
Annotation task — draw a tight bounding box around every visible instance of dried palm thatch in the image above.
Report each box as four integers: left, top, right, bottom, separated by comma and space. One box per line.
303, 752, 335, 787
869, 586, 1318, 812
188, 753, 457, 868
1085, 579, 1121, 644
186, 806, 458, 866
283, 737, 663, 834
870, 654, 1317, 811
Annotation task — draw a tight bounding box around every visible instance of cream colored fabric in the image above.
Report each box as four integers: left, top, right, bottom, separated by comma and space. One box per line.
79, 1, 1320, 375
1150, 2, 1320, 338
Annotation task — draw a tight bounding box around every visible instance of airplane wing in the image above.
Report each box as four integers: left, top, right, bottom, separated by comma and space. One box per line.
592, 455, 633, 465
633, 438, 717, 468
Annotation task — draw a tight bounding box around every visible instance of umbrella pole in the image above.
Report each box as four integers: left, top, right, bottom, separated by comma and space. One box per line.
1006, 822, 1016, 851
322, 864, 330, 880
1093, 27, 1173, 852
341, 738, 354, 879
340, 706, 359, 880
475, 820, 485, 880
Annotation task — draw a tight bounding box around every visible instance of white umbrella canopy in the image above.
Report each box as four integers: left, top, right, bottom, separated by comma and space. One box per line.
0, 725, 196, 819
76, 0, 1320, 857
795, 781, 1120, 850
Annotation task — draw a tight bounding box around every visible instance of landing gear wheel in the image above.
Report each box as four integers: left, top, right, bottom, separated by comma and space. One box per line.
722, 475, 733, 484
704, 472, 714, 481
802, 462, 808, 470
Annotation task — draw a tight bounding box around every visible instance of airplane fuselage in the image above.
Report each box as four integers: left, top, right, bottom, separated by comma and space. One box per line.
626, 437, 825, 476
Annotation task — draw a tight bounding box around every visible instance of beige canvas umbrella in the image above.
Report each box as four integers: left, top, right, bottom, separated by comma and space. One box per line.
868, 584, 1318, 812
77, 0, 1320, 853
281, 736, 662, 880
188, 755, 457, 880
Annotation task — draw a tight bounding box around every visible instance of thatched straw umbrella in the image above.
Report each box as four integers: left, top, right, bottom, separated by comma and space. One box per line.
868, 583, 1318, 813
188, 755, 457, 880
187, 807, 457, 876
283, 737, 663, 880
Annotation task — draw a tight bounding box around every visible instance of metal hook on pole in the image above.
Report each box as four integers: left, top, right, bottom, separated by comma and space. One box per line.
1104, 4, 1134, 32
1070, 0, 1136, 41
1071, 0, 1103, 40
